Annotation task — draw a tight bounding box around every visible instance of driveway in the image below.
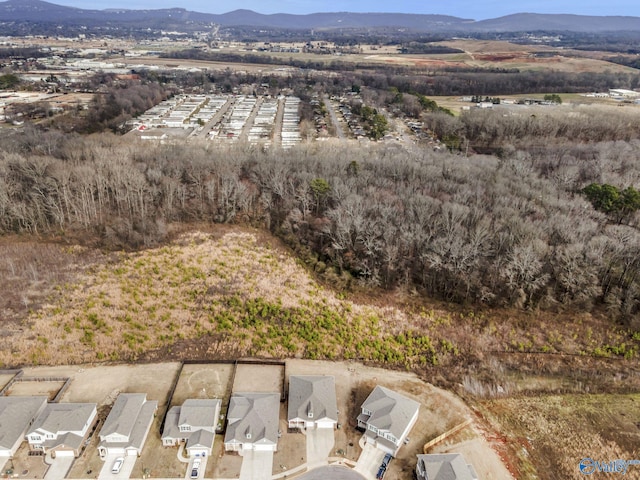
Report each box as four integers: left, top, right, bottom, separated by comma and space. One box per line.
306, 428, 335, 468
239, 449, 274, 480
44, 456, 75, 480
184, 455, 208, 480
98, 454, 136, 480
353, 443, 386, 480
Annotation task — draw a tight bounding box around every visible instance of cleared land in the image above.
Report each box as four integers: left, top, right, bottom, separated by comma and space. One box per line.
172, 363, 234, 405
1, 226, 639, 478
438, 39, 638, 73
3, 379, 66, 400
106, 38, 640, 76
19, 363, 181, 406
3, 229, 472, 368
232, 363, 284, 394
429, 95, 640, 115
479, 394, 640, 480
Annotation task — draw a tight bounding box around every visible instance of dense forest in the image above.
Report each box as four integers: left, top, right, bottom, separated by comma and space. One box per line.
2, 104, 640, 326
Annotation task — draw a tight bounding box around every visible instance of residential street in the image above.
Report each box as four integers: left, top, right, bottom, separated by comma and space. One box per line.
298, 465, 367, 480
323, 95, 346, 139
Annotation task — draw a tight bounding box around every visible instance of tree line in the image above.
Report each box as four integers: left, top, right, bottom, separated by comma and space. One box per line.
1, 125, 640, 326
163, 48, 639, 96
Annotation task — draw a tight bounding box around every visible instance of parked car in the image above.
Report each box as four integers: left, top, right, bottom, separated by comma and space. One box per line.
111, 457, 124, 474
376, 454, 393, 479
190, 458, 201, 479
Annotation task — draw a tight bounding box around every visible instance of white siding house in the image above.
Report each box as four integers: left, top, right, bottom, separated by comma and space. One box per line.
0, 396, 48, 458
26, 403, 97, 457
97, 393, 157, 458
162, 399, 221, 457
416, 453, 478, 480
287, 376, 338, 430
357, 386, 419, 456
224, 393, 280, 453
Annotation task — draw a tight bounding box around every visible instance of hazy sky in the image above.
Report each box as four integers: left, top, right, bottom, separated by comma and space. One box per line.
46, 0, 640, 20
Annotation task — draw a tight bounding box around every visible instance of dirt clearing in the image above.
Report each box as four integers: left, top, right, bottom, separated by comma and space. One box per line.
4, 379, 66, 400
232, 363, 284, 394
171, 363, 234, 405
20, 363, 181, 407
479, 393, 640, 480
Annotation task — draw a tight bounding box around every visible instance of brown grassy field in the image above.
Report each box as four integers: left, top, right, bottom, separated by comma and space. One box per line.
4, 229, 469, 368
1, 226, 639, 478
3, 227, 639, 381
112, 38, 638, 75
478, 393, 640, 480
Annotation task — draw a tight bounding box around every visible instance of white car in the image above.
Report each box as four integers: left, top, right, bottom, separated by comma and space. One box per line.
111, 457, 124, 474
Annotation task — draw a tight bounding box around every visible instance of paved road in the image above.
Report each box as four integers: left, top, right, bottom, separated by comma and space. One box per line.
195, 98, 235, 138
299, 465, 367, 480
306, 428, 335, 469
353, 443, 386, 480
238, 449, 274, 480
323, 95, 346, 139
44, 456, 75, 480
272, 96, 285, 148
239, 97, 264, 142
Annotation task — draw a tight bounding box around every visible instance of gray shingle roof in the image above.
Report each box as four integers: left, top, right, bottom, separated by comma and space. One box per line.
99, 394, 157, 451
186, 429, 215, 450
44, 431, 84, 451
287, 375, 337, 423
161, 406, 181, 441
30, 403, 96, 435
99, 393, 147, 439
161, 399, 221, 446
224, 393, 280, 446
0, 396, 47, 451
416, 453, 478, 480
178, 399, 221, 429
360, 386, 420, 440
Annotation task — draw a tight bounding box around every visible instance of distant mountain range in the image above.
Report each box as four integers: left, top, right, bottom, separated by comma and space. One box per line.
2, 0, 640, 33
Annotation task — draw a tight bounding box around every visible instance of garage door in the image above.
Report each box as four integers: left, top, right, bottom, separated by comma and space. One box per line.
316, 421, 335, 429
53, 449, 75, 457
254, 444, 276, 452
188, 448, 210, 457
